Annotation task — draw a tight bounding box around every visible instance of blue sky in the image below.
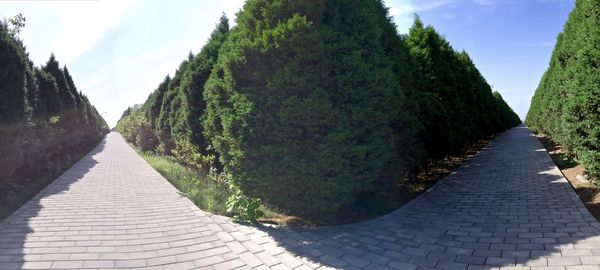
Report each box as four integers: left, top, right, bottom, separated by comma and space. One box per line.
0, 0, 574, 127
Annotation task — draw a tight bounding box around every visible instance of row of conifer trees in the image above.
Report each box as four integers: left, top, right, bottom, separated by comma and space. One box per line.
118, 0, 520, 218
526, 0, 600, 179
0, 17, 108, 209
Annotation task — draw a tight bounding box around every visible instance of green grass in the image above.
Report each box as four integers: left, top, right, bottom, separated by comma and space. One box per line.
138, 151, 291, 224
139, 152, 231, 215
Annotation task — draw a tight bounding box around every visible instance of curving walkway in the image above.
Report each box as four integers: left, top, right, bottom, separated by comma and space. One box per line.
1, 126, 600, 270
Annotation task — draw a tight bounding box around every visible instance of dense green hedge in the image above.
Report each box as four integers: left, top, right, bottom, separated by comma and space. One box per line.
526, 0, 600, 178
202, 0, 407, 215
406, 18, 520, 174
0, 18, 108, 205
118, 0, 520, 218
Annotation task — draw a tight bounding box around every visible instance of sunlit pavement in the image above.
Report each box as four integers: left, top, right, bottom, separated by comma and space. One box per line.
1, 127, 600, 270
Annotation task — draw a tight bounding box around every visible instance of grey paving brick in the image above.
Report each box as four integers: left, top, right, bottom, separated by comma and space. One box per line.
566, 266, 600, 270
436, 261, 468, 270
388, 260, 418, 270
50, 260, 84, 269
456, 255, 487, 265
340, 254, 370, 268
548, 257, 582, 266
1, 128, 600, 270
20, 261, 52, 269
409, 256, 438, 267
238, 251, 263, 268
487, 257, 516, 266
82, 260, 115, 268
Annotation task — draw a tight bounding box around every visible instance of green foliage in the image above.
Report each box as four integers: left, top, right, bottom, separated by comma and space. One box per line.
7, 13, 25, 36
48, 115, 60, 125
117, 3, 521, 220
0, 18, 28, 182
116, 105, 159, 151
526, 0, 600, 178
405, 16, 520, 172
554, 153, 578, 169
116, 105, 159, 152
203, 0, 407, 217
150, 15, 231, 156
141, 152, 230, 214
171, 139, 215, 172
0, 15, 108, 217
226, 185, 264, 223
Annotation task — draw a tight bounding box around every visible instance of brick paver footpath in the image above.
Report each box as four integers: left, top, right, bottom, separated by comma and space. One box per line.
2, 126, 600, 269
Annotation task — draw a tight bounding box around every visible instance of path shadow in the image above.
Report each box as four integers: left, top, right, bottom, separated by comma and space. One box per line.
0, 137, 106, 269
248, 126, 600, 269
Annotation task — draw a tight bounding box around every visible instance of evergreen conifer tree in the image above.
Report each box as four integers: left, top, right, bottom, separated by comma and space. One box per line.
527, 0, 600, 177
203, 0, 409, 215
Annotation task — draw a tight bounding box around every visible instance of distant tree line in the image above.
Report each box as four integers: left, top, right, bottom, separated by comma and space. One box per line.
0, 16, 108, 208
527, 0, 600, 179
118, 0, 520, 218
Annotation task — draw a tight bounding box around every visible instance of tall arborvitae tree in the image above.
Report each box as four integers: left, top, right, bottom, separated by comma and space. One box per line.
527, 0, 600, 177
43, 54, 76, 113
34, 68, 62, 118
406, 18, 455, 161
181, 14, 229, 151
118, 16, 231, 157
155, 59, 190, 153
63, 67, 82, 113
153, 15, 231, 155
493, 91, 521, 127
0, 21, 28, 181
0, 15, 108, 215
203, 0, 410, 216
406, 17, 520, 168
145, 76, 170, 130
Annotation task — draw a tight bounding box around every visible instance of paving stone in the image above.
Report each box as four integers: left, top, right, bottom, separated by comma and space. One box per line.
487, 257, 516, 266
436, 261, 468, 270
20, 261, 52, 269
1, 128, 600, 269
409, 256, 438, 267
388, 260, 418, 270
548, 257, 582, 266
340, 254, 370, 268
82, 260, 115, 268
566, 266, 600, 270
456, 255, 486, 265
50, 260, 84, 269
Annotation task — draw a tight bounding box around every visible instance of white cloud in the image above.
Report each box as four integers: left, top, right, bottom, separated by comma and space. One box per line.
386, 0, 454, 15
385, 0, 459, 33
0, 0, 138, 66
384, 0, 512, 33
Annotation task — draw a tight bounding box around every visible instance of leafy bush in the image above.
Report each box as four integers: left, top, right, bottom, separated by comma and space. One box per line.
226, 185, 264, 223
115, 106, 159, 152
555, 153, 578, 169
171, 139, 215, 172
